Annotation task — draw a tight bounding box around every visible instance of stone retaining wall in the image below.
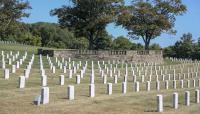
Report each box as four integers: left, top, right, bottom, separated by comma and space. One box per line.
38, 49, 163, 64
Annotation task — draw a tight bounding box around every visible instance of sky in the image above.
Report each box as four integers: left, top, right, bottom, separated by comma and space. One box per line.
22, 0, 200, 48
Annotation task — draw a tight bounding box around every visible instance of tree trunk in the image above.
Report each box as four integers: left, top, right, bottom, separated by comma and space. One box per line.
144, 37, 151, 50
89, 40, 93, 50
88, 33, 94, 50
144, 43, 149, 50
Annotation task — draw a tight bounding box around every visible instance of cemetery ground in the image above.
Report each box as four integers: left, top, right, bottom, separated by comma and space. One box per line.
1, 44, 200, 114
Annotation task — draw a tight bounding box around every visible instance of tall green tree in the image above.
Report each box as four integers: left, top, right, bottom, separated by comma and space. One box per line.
197, 37, 200, 46
149, 43, 161, 50
51, 0, 124, 49
116, 0, 186, 50
0, 0, 31, 39
18, 32, 42, 46
94, 31, 113, 50
163, 46, 175, 57
174, 33, 194, 58
73, 37, 89, 49
112, 36, 133, 50
164, 33, 195, 59
30, 22, 76, 48
164, 33, 200, 60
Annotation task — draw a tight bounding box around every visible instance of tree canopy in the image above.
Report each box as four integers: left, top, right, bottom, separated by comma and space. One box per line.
1, 0, 193, 56
163, 33, 200, 60
112, 36, 133, 50
0, 0, 31, 39
30, 22, 76, 48
116, 0, 186, 50
51, 0, 124, 49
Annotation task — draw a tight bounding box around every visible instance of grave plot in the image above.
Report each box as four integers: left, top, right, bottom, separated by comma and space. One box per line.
1, 50, 200, 114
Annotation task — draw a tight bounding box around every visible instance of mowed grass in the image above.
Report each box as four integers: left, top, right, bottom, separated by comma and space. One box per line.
0, 42, 55, 54
0, 44, 200, 114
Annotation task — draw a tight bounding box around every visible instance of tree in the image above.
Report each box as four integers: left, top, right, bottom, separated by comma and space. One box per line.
30, 22, 76, 48
0, 0, 31, 39
163, 46, 175, 57
171, 33, 194, 58
149, 43, 161, 50
116, 0, 186, 50
51, 0, 124, 49
197, 37, 200, 46
191, 44, 200, 60
19, 32, 41, 46
112, 36, 133, 50
94, 32, 113, 50
136, 43, 145, 50
73, 37, 89, 49
163, 33, 200, 59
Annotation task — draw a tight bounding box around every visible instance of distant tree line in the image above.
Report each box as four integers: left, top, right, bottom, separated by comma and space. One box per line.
0, 0, 186, 50
0, 21, 161, 50
3, 0, 199, 60
164, 33, 200, 60
51, 0, 186, 50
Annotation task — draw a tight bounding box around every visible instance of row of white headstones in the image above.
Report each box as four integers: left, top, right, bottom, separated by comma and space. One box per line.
0, 40, 27, 45
33, 54, 200, 106
1, 51, 35, 81
1, 51, 28, 78
157, 89, 200, 112
2, 51, 200, 111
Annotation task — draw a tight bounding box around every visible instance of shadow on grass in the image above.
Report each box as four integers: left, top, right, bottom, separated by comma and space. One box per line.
144, 109, 157, 112
60, 97, 67, 100
144, 105, 172, 112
